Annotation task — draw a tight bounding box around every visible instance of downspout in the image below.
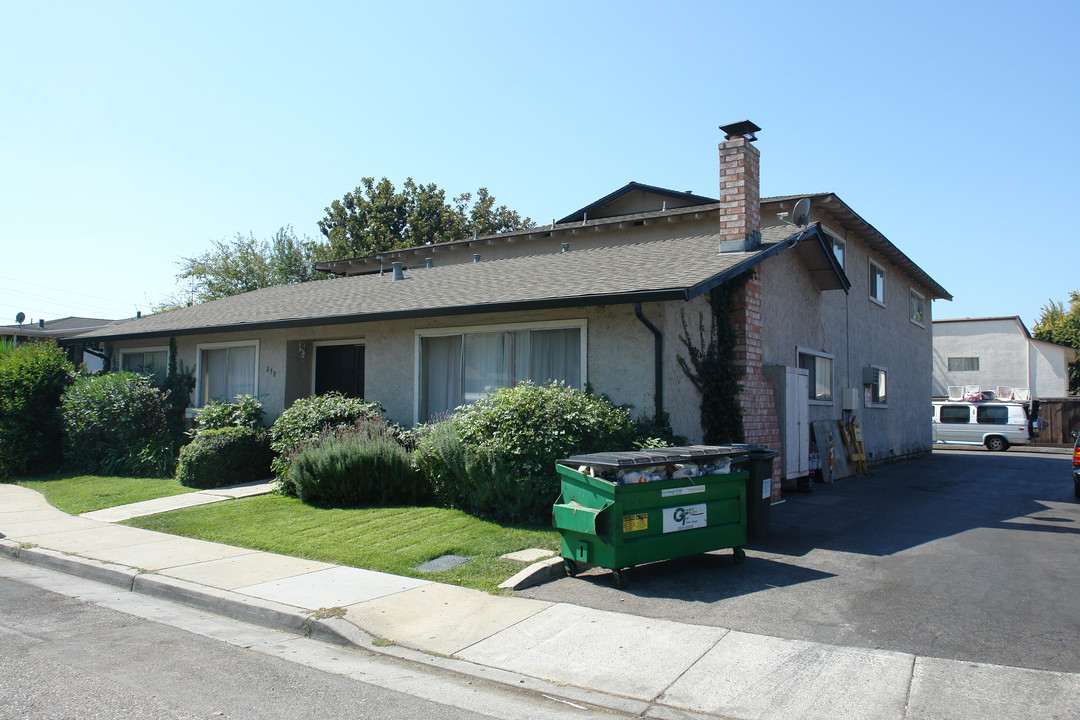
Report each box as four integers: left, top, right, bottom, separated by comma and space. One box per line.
634, 302, 664, 422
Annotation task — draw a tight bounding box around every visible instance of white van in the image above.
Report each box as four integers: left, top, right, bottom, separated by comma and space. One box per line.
931, 400, 1031, 451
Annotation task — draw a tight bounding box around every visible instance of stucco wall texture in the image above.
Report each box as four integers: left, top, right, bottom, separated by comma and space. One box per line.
758, 214, 934, 464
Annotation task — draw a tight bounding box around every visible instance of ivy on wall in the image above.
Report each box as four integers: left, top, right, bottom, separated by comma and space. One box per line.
677, 272, 751, 444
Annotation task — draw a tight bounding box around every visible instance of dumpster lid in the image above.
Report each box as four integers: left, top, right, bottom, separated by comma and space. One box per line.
559, 445, 748, 468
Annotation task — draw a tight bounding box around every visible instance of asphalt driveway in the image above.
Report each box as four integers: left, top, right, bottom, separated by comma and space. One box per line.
519, 449, 1080, 674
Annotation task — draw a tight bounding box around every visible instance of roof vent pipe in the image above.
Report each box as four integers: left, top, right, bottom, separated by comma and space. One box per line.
38, 318, 45, 328
561, 243, 570, 253
392, 262, 404, 280
136, 311, 142, 319
425, 258, 433, 268
473, 254, 481, 263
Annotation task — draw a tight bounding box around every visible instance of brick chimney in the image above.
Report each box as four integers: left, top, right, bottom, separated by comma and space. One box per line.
717, 119, 781, 498
717, 120, 762, 252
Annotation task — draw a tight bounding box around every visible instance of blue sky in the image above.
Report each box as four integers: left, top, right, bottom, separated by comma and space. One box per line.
2, 1, 1077, 329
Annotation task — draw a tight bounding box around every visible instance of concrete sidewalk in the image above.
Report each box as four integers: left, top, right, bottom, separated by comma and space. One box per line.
2, 483, 1077, 720
79, 479, 276, 522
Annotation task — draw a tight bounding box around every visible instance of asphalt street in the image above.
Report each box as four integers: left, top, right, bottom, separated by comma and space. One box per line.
0, 564, 631, 720
520, 449, 1080, 674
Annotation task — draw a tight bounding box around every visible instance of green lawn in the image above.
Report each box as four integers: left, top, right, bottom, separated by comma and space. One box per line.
16, 473, 196, 515
124, 494, 560, 593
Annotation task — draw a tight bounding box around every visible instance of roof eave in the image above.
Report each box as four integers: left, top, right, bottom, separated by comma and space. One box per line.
63, 288, 693, 345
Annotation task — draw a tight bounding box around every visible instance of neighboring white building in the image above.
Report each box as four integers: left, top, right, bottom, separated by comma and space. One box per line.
932, 316, 1077, 398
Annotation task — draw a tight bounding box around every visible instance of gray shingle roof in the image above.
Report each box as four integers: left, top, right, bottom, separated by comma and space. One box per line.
73, 227, 803, 342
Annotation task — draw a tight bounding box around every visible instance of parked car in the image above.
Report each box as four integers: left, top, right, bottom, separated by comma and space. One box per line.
1072, 431, 1079, 499
931, 400, 1032, 451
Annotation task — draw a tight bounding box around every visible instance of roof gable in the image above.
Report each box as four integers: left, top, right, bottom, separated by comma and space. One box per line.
557, 182, 717, 224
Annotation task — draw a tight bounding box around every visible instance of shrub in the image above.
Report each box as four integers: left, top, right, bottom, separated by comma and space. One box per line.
160, 338, 195, 438
61, 372, 174, 476
192, 394, 265, 435
268, 393, 388, 480
176, 426, 273, 489
0, 341, 74, 478
286, 424, 423, 507
416, 382, 637, 523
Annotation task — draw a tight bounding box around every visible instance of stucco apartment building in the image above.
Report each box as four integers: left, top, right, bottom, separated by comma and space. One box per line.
72, 121, 950, 495
932, 316, 1076, 398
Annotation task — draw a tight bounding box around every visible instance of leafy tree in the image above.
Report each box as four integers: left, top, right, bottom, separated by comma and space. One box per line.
1033, 290, 1080, 394
318, 177, 533, 258
175, 225, 324, 305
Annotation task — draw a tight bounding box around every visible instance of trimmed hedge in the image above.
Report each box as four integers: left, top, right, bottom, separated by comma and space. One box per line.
176, 426, 273, 489
287, 429, 422, 507
192, 394, 265, 435
0, 341, 74, 478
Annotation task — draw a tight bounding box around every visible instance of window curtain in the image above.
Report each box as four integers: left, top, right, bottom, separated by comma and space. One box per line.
464, 332, 509, 402
529, 328, 581, 387
201, 346, 255, 404
226, 346, 255, 400
201, 348, 228, 404
812, 356, 831, 401
421, 335, 463, 421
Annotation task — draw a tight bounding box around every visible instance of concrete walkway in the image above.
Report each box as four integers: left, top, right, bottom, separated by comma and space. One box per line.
2, 483, 1077, 720
80, 479, 276, 522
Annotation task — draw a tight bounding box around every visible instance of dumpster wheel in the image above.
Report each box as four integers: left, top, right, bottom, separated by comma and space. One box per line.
610, 568, 630, 589
562, 559, 579, 577
733, 547, 746, 564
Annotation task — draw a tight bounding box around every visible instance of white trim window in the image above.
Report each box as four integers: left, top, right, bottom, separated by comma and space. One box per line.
863, 365, 887, 407
196, 340, 259, 406
119, 346, 168, 385
869, 260, 886, 306
797, 348, 834, 403
909, 288, 926, 326
416, 320, 586, 422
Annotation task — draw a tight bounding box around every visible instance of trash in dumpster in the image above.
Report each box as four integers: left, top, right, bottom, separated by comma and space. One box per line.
575, 456, 736, 485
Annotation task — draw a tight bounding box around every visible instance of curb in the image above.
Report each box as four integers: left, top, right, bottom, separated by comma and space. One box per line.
498, 556, 564, 591
2, 541, 664, 720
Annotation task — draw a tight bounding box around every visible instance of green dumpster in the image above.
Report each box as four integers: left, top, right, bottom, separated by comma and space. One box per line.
553, 445, 749, 587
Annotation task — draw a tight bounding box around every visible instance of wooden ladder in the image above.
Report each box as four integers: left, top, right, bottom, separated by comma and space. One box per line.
838, 417, 868, 474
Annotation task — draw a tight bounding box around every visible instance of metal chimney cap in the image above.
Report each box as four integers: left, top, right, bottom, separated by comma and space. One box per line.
719, 120, 761, 141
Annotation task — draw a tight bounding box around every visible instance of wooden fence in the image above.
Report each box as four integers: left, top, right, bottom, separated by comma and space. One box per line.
1031, 397, 1080, 446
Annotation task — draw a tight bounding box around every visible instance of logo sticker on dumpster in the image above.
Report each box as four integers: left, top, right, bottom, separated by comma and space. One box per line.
622, 513, 648, 532
663, 504, 707, 533
661, 485, 705, 498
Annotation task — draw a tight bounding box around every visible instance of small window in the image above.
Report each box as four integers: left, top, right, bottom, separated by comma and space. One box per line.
797, 350, 833, 402
869, 261, 886, 305
948, 357, 980, 372
977, 406, 1009, 425
863, 366, 887, 406
198, 342, 258, 405
940, 405, 970, 424
830, 235, 846, 269
120, 349, 168, 385
909, 289, 926, 326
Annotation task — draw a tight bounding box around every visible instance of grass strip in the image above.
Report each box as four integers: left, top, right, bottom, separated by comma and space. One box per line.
16, 473, 196, 515
123, 494, 560, 594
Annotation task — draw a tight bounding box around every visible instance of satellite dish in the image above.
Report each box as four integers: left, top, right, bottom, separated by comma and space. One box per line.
792, 198, 812, 226
15, 312, 25, 325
